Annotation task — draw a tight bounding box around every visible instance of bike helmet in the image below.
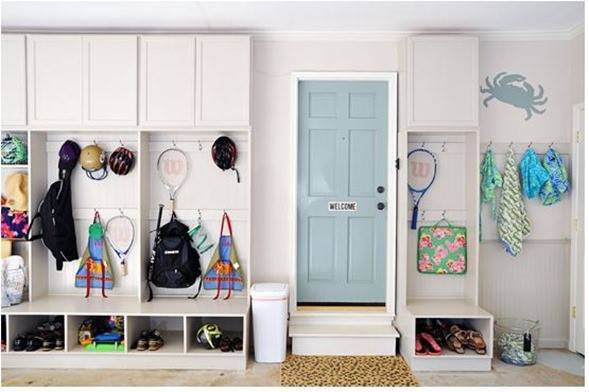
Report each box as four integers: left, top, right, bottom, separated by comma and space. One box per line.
80, 143, 108, 181
58, 140, 81, 179
196, 324, 223, 349
108, 146, 135, 176
1, 133, 27, 165
212, 136, 240, 183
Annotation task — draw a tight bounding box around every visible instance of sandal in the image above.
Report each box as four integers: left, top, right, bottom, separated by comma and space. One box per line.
231, 337, 243, 351
136, 330, 149, 351
419, 332, 442, 355
443, 331, 464, 354
449, 324, 468, 345
415, 334, 427, 355
148, 329, 164, 351
464, 330, 486, 355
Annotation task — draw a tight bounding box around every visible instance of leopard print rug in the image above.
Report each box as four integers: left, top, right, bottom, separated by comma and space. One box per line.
280, 355, 419, 387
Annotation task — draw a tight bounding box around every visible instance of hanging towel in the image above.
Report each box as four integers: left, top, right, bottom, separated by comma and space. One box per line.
519, 147, 550, 199
480, 149, 503, 218
539, 147, 569, 206
497, 147, 531, 256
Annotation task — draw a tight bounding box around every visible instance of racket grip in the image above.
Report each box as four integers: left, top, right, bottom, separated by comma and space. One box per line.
411, 206, 418, 230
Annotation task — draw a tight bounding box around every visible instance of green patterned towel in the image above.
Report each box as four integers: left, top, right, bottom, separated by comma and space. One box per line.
497, 146, 530, 256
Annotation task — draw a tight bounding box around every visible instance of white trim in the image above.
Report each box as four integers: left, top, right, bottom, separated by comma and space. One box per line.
569, 102, 584, 353
1, 27, 584, 41
289, 71, 398, 317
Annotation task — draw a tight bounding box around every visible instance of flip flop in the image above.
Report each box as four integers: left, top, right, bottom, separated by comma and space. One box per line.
420, 332, 442, 355
415, 334, 427, 355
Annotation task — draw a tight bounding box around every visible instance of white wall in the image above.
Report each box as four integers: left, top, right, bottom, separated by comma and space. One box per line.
250, 34, 582, 348
251, 40, 400, 284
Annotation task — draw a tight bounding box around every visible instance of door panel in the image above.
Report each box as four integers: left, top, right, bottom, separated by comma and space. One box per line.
1, 35, 27, 126
298, 81, 388, 303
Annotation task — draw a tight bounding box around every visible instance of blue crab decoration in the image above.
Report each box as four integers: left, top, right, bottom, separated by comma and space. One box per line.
480, 72, 547, 121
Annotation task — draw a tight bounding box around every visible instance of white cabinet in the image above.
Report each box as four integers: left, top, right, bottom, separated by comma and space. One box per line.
83, 35, 138, 126
2, 35, 27, 126
407, 35, 479, 128
27, 35, 83, 125
139, 36, 196, 127
196, 35, 251, 127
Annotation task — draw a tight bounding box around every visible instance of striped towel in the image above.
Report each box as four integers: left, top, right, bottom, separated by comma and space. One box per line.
497, 146, 531, 256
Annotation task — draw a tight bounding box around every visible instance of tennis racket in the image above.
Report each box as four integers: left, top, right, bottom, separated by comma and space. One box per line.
157, 147, 189, 212
105, 212, 135, 276
407, 148, 438, 230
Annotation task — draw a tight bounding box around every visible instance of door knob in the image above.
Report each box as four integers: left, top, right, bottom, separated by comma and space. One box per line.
377, 202, 386, 210
377, 186, 385, 193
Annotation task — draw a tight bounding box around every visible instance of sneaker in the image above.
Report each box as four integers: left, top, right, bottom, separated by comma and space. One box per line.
148, 330, 164, 351
12, 334, 27, 351
25, 335, 43, 352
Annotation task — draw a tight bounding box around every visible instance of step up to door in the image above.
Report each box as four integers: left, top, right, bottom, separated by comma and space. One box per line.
289, 323, 400, 356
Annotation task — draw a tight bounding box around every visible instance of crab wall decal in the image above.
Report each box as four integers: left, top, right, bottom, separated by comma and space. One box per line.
480, 72, 548, 121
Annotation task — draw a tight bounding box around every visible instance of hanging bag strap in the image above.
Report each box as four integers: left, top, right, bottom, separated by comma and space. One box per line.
219, 211, 233, 237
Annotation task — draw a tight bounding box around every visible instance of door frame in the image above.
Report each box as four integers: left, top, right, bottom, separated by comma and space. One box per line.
289, 72, 398, 316
569, 102, 584, 353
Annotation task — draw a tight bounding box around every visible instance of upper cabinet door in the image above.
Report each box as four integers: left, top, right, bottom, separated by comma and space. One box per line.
1, 35, 27, 126
27, 35, 83, 125
407, 35, 479, 129
83, 36, 138, 126
140, 36, 196, 127
196, 35, 251, 127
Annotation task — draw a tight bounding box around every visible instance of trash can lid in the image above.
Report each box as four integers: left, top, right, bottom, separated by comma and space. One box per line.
251, 283, 289, 300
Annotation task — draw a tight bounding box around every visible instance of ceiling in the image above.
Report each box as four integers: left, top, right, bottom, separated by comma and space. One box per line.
1, 1, 584, 34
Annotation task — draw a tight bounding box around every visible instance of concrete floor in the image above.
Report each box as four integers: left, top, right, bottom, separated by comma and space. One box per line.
1, 350, 584, 387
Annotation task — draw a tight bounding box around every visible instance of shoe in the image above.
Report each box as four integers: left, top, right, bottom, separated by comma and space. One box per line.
25, 335, 43, 352
231, 337, 243, 351
54, 332, 64, 351
219, 336, 233, 352
12, 334, 27, 351
148, 330, 164, 351
415, 334, 427, 356
419, 332, 442, 356
40, 332, 56, 351
136, 330, 149, 351
463, 329, 487, 355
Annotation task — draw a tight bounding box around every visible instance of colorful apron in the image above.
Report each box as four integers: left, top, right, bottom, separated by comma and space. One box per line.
75, 212, 114, 297
203, 212, 244, 300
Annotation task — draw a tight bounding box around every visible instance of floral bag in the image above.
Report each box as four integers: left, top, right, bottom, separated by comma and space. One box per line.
417, 218, 467, 274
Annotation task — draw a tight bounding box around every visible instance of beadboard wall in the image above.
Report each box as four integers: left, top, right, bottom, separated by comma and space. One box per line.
477, 35, 583, 347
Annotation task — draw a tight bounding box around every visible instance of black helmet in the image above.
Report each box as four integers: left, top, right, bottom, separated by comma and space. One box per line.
109, 146, 135, 176
212, 136, 240, 183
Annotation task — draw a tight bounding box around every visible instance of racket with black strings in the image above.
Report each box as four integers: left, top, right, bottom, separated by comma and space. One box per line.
105, 211, 135, 276
407, 147, 438, 230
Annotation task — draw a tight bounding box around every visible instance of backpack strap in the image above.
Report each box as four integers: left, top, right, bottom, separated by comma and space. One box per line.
101, 261, 108, 298
188, 277, 202, 300
85, 257, 91, 298
26, 210, 43, 241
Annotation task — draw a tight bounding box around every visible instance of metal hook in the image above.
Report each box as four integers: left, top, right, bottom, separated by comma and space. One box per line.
486, 140, 493, 149
119, 208, 124, 216
421, 141, 425, 148
442, 209, 447, 219
119, 139, 125, 147
509, 141, 514, 148
198, 140, 203, 151
441, 141, 447, 153
172, 139, 177, 148
420, 209, 426, 222
93, 140, 98, 146
548, 141, 554, 149
527, 141, 533, 148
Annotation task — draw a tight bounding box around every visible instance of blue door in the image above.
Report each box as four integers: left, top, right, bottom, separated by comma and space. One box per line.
297, 81, 388, 304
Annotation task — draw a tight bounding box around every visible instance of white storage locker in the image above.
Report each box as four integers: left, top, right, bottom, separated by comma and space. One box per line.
1, 34, 27, 126
196, 35, 251, 127
27, 35, 83, 125
139, 35, 196, 127
83, 35, 138, 126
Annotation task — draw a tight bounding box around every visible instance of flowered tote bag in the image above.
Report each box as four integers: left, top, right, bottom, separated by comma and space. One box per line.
417, 219, 467, 274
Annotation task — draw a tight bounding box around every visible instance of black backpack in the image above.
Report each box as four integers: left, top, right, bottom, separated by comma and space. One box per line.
28, 173, 78, 271
147, 207, 201, 301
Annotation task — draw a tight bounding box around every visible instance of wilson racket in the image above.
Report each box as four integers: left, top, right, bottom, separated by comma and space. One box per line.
157, 147, 189, 211
407, 148, 438, 230
105, 213, 135, 276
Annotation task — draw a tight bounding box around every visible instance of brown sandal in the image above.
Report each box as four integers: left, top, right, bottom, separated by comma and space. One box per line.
464, 330, 486, 355
449, 324, 468, 344
443, 331, 465, 354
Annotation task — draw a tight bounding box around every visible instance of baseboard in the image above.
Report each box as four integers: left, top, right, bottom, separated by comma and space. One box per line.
538, 338, 569, 349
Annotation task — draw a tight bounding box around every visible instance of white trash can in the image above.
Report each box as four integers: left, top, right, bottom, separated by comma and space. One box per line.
251, 283, 288, 363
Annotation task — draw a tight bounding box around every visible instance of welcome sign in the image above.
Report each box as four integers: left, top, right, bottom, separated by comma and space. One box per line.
328, 201, 357, 211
